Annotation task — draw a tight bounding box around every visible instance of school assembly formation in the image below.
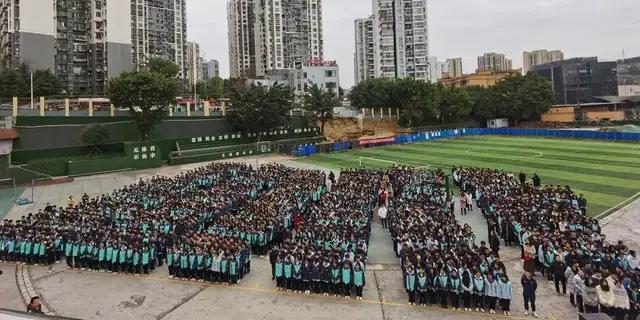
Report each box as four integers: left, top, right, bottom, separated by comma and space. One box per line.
454, 167, 639, 319
0, 161, 639, 319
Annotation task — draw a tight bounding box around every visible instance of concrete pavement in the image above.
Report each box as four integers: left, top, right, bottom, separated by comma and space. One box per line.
1, 156, 636, 319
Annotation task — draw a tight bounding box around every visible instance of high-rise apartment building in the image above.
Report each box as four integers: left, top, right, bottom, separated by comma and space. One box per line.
354, 17, 375, 85
282, 0, 323, 69
477, 52, 513, 72
228, 0, 323, 79
228, 0, 256, 78
443, 58, 463, 78
523, 50, 564, 74
131, 0, 187, 79
186, 41, 202, 86
202, 59, 220, 81
0, 0, 187, 94
359, 0, 429, 82
0, 0, 133, 95
427, 57, 442, 83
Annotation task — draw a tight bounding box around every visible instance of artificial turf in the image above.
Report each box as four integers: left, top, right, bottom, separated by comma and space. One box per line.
295, 136, 640, 218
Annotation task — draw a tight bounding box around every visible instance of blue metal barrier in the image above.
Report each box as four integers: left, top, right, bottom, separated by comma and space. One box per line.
292, 128, 639, 157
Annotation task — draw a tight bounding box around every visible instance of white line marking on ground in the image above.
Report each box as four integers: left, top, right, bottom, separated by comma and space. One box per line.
595, 191, 640, 220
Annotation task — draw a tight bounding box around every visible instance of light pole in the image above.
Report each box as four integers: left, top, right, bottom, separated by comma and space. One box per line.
30, 71, 34, 110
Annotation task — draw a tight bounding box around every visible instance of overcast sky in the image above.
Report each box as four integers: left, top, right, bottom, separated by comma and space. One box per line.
187, 0, 640, 88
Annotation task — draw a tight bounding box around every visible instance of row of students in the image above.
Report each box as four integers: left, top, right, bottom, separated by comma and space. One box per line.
274, 258, 366, 299
62, 241, 160, 274
166, 249, 248, 285
403, 266, 513, 315
0, 237, 60, 265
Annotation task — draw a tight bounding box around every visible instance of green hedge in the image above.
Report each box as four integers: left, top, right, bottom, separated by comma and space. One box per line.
169, 148, 269, 166
12, 144, 125, 163
67, 157, 163, 176
0, 167, 52, 184
23, 160, 68, 177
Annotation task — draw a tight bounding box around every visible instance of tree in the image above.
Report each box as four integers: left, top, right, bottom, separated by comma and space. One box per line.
32, 69, 62, 97
349, 78, 394, 109
147, 58, 180, 78
392, 79, 437, 127
493, 73, 554, 125
303, 84, 340, 134
0, 64, 61, 98
196, 77, 225, 100
228, 84, 294, 139
467, 86, 499, 124
434, 84, 473, 125
81, 123, 110, 156
107, 71, 178, 141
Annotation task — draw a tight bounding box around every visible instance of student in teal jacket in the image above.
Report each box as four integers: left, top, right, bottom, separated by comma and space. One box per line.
274, 256, 284, 289
118, 245, 127, 273
133, 249, 141, 275
330, 261, 341, 296
405, 264, 417, 305
188, 251, 197, 280
98, 244, 106, 271
141, 247, 150, 275
228, 254, 238, 285
106, 244, 114, 272
353, 263, 365, 300
220, 254, 229, 283
179, 251, 189, 279
283, 256, 293, 290
111, 246, 119, 273
341, 262, 353, 298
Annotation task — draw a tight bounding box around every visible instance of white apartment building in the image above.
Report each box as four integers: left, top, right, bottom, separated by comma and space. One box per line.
523, 49, 564, 74
202, 59, 220, 80
477, 52, 513, 72
131, 0, 187, 79
354, 17, 375, 85
427, 56, 443, 83
443, 58, 463, 78
228, 0, 323, 79
247, 61, 340, 97
370, 0, 430, 81
186, 41, 203, 86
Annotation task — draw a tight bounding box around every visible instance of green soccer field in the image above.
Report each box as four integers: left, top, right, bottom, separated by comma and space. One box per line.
295, 136, 640, 218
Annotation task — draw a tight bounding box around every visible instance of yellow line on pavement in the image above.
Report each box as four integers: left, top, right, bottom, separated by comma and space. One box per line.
54, 267, 529, 320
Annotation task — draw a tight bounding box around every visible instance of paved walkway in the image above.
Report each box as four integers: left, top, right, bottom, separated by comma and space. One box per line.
601, 197, 640, 252
367, 220, 398, 265
454, 198, 489, 246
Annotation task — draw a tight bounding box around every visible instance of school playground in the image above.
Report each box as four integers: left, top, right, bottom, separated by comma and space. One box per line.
296, 136, 640, 218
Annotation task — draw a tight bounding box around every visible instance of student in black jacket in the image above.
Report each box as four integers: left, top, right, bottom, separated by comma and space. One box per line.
269, 246, 279, 280
551, 256, 567, 295
521, 272, 538, 317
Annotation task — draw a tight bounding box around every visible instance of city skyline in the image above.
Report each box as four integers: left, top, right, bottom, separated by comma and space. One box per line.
190, 0, 639, 88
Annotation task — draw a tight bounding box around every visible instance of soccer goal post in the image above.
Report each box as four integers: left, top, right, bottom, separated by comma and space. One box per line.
359, 157, 398, 168
0, 177, 16, 202
358, 157, 432, 171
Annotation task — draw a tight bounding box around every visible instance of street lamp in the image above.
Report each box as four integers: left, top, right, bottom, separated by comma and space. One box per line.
30, 71, 34, 110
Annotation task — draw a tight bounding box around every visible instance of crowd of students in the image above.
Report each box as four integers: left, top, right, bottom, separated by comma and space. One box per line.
455, 167, 640, 319
269, 169, 381, 299
2, 158, 639, 318
386, 166, 515, 315
0, 163, 329, 286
